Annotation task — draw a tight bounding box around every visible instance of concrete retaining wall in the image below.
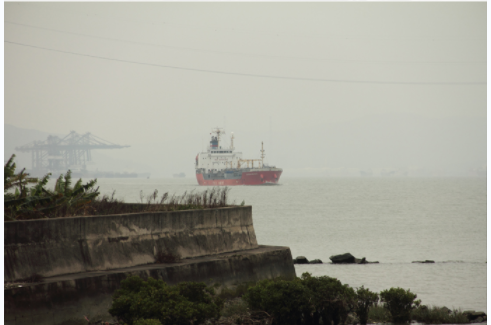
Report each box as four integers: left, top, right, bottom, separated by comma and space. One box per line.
5, 245, 296, 325
5, 206, 257, 282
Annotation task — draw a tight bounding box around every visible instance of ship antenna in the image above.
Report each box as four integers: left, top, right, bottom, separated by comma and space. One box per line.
230, 132, 234, 150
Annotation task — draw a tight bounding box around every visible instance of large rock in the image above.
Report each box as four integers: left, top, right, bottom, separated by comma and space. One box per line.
465, 311, 487, 321
293, 256, 309, 264
330, 253, 379, 264
309, 259, 323, 264
330, 253, 356, 264
470, 317, 484, 323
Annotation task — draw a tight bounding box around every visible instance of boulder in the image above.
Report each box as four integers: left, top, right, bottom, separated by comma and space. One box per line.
465, 311, 487, 321
470, 317, 484, 323
330, 253, 378, 264
309, 259, 323, 264
412, 260, 435, 263
293, 256, 309, 264
330, 253, 355, 264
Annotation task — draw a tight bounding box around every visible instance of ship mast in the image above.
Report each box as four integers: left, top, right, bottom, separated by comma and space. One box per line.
260, 141, 265, 168
211, 127, 225, 149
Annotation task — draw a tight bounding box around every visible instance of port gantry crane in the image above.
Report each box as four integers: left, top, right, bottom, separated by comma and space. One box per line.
15, 131, 130, 175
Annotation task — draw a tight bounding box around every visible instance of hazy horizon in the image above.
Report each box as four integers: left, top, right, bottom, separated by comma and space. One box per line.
4, 3, 487, 178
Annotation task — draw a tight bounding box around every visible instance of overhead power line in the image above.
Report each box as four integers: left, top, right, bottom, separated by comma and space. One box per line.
5, 20, 486, 65
5, 40, 486, 86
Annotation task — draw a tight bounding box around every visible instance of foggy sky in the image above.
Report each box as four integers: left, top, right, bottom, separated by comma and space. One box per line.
4, 3, 487, 177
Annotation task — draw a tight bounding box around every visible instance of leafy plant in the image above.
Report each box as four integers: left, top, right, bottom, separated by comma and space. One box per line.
300, 272, 356, 325
243, 277, 312, 325
4, 155, 241, 220
368, 304, 391, 323
354, 286, 379, 325
380, 287, 420, 323
218, 282, 257, 300
4, 154, 99, 220
221, 299, 249, 318
109, 276, 223, 325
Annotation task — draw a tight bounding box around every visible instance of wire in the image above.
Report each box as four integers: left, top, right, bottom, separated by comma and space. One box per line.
5, 20, 486, 65
5, 40, 486, 86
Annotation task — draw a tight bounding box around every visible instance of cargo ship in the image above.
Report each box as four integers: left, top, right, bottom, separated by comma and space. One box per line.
195, 128, 282, 186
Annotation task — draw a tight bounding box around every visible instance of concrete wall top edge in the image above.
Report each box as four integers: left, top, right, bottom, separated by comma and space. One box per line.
4, 205, 252, 223
4, 206, 253, 245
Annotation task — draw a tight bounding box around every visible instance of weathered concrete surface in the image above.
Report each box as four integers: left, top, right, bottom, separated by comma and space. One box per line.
5, 206, 257, 282
5, 245, 296, 325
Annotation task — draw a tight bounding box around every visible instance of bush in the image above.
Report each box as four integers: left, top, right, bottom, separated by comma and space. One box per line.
241, 274, 358, 325
243, 278, 312, 325
354, 286, 379, 325
4, 155, 237, 220
300, 273, 356, 325
109, 276, 223, 325
218, 282, 257, 300
411, 306, 469, 324
368, 304, 390, 323
221, 299, 249, 318
380, 287, 420, 323
4, 155, 99, 220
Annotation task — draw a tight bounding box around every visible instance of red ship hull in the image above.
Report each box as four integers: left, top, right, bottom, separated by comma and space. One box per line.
196, 170, 282, 186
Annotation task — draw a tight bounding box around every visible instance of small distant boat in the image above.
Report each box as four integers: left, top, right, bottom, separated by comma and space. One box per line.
173, 172, 186, 178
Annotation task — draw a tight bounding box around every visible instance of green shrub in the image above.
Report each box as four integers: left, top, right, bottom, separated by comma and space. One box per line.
221, 299, 249, 318
300, 272, 356, 325
218, 282, 257, 300
243, 278, 312, 325
242, 274, 358, 325
355, 286, 379, 325
4, 155, 236, 220
109, 276, 223, 325
368, 304, 390, 323
412, 306, 469, 324
380, 287, 420, 323
4, 155, 99, 220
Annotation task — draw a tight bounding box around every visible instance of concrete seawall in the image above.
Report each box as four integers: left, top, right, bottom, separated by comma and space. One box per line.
5, 206, 257, 282
5, 245, 295, 325
4, 206, 296, 325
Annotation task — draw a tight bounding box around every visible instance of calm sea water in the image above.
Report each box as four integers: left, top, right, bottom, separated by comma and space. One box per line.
70, 177, 487, 312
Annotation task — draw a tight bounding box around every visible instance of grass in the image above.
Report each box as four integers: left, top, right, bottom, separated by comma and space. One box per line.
368, 304, 470, 324
412, 306, 469, 324
89, 187, 233, 216
6, 187, 235, 220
